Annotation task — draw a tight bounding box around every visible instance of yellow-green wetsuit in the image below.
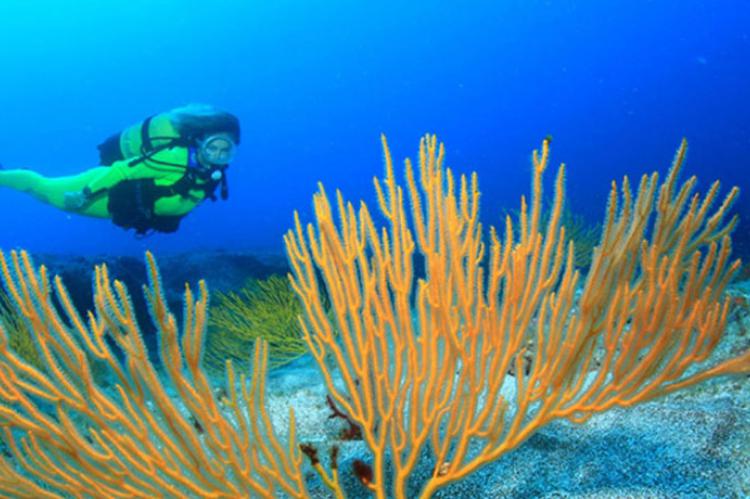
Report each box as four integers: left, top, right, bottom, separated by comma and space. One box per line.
0, 145, 212, 219
0, 113, 226, 234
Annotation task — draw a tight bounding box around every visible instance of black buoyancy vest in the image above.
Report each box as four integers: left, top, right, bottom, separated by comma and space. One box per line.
97, 116, 230, 235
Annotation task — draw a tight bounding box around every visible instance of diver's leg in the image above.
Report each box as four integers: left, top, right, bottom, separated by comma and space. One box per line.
0, 167, 110, 217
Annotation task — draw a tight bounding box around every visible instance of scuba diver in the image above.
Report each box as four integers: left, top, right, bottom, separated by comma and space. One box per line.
0, 104, 240, 235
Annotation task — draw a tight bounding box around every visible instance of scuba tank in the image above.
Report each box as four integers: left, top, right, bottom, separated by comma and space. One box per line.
96, 105, 241, 166
97, 112, 183, 166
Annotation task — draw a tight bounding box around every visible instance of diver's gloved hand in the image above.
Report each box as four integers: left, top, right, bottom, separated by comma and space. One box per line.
63, 188, 91, 210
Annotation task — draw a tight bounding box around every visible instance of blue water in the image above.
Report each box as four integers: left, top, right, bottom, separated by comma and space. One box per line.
0, 0, 748, 257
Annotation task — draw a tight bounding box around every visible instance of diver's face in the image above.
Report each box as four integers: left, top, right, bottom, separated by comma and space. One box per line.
197, 135, 236, 167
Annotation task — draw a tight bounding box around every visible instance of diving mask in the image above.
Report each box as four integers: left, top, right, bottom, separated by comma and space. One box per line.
198, 134, 236, 166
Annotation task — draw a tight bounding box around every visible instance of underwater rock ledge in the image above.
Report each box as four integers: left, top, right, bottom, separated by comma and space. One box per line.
30, 249, 290, 337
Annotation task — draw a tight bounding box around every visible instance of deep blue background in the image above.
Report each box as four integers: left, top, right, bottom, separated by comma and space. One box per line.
0, 0, 748, 257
